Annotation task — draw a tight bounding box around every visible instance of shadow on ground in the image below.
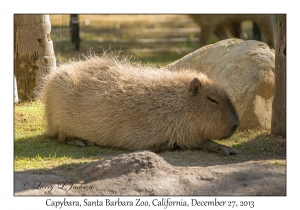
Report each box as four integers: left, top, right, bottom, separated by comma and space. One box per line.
14, 133, 286, 168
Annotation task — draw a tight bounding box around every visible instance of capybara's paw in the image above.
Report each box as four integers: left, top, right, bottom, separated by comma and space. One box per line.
66, 138, 86, 147
199, 139, 238, 156
217, 146, 238, 156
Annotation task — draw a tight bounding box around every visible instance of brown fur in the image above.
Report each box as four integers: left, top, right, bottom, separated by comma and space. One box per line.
189, 14, 276, 49
40, 54, 239, 154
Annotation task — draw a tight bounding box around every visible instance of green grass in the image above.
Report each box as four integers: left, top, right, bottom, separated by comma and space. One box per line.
215, 128, 286, 154
271, 161, 284, 166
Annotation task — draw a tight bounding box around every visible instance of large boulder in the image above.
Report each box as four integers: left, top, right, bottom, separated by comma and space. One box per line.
167, 38, 275, 130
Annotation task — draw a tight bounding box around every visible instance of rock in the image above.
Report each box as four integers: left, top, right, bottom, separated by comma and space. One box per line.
14, 151, 285, 196
167, 38, 275, 130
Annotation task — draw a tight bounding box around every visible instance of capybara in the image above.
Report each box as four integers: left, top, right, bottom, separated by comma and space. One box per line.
189, 14, 276, 49
40, 54, 239, 156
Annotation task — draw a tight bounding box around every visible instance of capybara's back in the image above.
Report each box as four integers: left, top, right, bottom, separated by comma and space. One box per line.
40, 54, 239, 155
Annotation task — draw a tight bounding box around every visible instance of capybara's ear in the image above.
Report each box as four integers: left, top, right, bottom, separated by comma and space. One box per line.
189, 78, 201, 95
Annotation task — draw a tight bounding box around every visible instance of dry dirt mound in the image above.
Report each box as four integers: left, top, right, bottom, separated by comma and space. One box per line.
14, 151, 285, 196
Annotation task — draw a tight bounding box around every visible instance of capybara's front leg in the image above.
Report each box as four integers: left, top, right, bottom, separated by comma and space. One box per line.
198, 139, 238, 156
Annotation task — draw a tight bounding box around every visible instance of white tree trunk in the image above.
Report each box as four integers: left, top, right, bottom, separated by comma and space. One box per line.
14, 14, 56, 101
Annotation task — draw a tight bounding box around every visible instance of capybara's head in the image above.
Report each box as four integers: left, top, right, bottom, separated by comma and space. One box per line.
188, 77, 239, 140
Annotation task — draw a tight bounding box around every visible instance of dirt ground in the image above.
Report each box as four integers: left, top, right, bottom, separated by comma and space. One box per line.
14, 147, 286, 196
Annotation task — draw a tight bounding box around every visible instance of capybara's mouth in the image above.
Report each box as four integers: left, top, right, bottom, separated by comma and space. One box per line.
220, 130, 236, 140
218, 122, 239, 140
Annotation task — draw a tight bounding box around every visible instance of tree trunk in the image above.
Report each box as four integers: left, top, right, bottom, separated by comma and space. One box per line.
271, 14, 286, 137
14, 14, 56, 101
